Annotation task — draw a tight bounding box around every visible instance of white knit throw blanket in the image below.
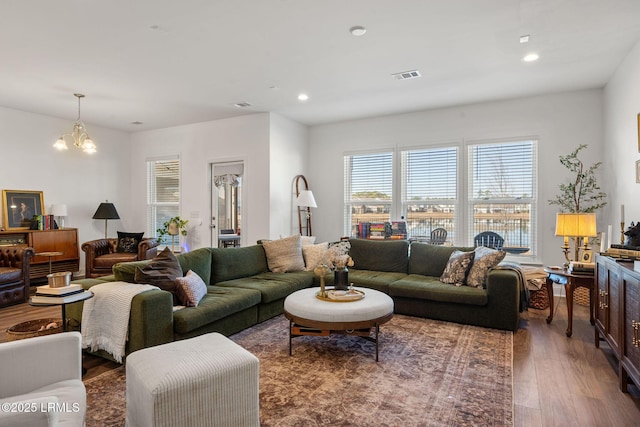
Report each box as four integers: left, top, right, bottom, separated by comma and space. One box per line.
81, 281, 159, 363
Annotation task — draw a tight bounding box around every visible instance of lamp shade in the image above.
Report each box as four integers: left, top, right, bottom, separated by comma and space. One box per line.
555, 213, 597, 237
92, 202, 120, 220
296, 190, 317, 208
50, 204, 67, 217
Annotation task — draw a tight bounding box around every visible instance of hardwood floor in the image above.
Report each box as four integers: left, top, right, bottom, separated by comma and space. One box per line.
1, 298, 639, 425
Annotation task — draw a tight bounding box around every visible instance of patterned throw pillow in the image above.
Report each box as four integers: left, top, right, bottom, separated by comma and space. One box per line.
466, 246, 507, 288
262, 235, 305, 273
116, 231, 144, 253
175, 270, 208, 307
440, 250, 475, 286
302, 242, 329, 271
134, 247, 183, 304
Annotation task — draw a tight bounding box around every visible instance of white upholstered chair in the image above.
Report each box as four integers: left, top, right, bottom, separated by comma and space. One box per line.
0, 332, 86, 427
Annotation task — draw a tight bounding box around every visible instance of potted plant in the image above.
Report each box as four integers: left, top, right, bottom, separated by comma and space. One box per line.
549, 144, 607, 259
157, 216, 189, 253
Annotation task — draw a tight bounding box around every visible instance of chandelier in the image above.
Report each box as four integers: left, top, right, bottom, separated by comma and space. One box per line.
53, 93, 97, 154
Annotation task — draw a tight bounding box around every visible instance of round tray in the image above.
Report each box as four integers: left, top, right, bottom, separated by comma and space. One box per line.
6, 318, 63, 341
316, 289, 365, 302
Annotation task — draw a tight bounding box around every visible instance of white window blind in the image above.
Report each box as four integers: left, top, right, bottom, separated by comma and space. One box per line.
344, 151, 393, 236
468, 140, 537, 255
401, 146, 457, 241
147, 156, 180, 244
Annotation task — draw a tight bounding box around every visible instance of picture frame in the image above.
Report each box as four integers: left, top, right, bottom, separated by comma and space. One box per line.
637, 160, 640, 184
2, 190, 45, 230
582, 250, 593, 263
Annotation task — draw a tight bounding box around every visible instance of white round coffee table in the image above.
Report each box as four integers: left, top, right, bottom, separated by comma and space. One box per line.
284, 287, 394, 361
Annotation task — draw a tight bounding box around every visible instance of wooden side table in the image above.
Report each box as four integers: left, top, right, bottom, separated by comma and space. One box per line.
544, 267, 595, 337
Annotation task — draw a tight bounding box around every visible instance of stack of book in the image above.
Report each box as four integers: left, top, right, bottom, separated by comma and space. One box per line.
32, 283, 88, 304
568, 261, 595, 276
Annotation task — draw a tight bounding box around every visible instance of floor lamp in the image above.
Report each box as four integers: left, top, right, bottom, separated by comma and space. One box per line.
92, 200, 120, 239
295, 175, 317, 237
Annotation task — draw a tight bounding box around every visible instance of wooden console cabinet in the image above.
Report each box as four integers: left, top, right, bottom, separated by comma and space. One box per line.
595, 254, 640, 392
0, 228, 79, 281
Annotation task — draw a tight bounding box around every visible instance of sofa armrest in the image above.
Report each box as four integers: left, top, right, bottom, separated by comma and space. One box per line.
127, 289, 174, 354
138, 238, 159, 260
0, 396, 59, 427
0, 245, 34, 289
485, 268, 521, 331
0, 332, 82, 398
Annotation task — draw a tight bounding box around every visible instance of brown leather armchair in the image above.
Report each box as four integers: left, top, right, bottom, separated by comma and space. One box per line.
82, 237, 159, 278
0, 245, 34, 307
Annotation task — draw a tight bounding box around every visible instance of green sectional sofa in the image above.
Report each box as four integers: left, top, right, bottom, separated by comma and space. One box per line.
66, 238, 524, 362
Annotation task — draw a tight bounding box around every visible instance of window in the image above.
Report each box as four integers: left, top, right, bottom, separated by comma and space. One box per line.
344, 151, 393, 237
401, 146, 458, 241
468, 140, 537, 255
147, 156, 180, 245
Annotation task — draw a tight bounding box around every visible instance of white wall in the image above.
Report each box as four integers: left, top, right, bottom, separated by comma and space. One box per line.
268, 114, 309, 239
0, 106, 132, 274
308, 90, 605, 267
129, 113, 271, 249
604, 39, 640, 243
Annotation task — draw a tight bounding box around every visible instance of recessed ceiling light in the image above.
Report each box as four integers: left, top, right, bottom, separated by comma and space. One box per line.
130, 121, 144, 125
523, 53, 539, 62
233, 102, 252, 108
350, 26, 366, 36
298, 93, 309, 101
519, 35, 530, 44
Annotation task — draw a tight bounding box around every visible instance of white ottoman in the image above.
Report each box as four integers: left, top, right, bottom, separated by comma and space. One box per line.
125, 333, 260, 427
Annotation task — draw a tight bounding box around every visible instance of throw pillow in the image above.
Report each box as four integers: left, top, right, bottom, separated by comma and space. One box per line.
302, 242, 329, 271
262, 235, 305, 273
466, 246, 507, 288
440, 250, 475, 286
116, 231, 144, 253
134, 247, 183, 304
300, 236, 317, 246
175, 270, 208, 307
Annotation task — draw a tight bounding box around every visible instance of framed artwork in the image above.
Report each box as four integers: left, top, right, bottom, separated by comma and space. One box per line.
2, 190, 44, 230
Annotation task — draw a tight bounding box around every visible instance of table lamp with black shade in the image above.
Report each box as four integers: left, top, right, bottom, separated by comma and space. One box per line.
92, 200, 120, 239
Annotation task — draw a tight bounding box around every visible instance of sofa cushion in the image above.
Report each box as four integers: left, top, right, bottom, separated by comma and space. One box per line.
176, 248, 212, 285
0, 267, 21, 284
348, 239, 409, 273
134, 248, 183, 304
210, 245, 268, 283
262, 235, 305, 273
116, 231, 144, 253
94, 252, 137, 268
175, 270, 208, 307
172, 286, 261, 335
409, 243, 475, 277
338, 270, 407, 294
389, 274, 488, 306
216, 271, 314, 304
440, 250, 474, 286
466, 247, 507, 288
113, 260, 150, 283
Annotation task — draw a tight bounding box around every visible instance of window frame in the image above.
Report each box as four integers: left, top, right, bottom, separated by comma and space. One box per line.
146, 155, 181, 246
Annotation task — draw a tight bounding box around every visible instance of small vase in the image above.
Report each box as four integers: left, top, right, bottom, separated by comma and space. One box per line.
334, 267, 349, 291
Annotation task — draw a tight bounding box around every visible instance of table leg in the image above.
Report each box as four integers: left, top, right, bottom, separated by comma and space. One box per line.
565, 280, 574, 337
61, 304, 67, 332
546, 277, 555, 324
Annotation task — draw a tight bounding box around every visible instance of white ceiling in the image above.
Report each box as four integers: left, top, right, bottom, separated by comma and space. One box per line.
1, 0, 640, 132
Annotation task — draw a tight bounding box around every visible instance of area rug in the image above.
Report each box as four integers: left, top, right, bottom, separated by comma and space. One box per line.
84, 314, 513, 426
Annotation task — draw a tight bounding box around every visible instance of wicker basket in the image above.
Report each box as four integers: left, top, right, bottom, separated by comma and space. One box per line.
529, 283, 549, 310
574, 287, 590, 306
6, 318, 63, 341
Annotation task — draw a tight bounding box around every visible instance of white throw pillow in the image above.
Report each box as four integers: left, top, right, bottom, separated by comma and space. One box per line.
262, 235, 306, 273
300, 235, 317, 246
302, 242, 329, 271
175, 270, 208, 307
466, 246, 506, 288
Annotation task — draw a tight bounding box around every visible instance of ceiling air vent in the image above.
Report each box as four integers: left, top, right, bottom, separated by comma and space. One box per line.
233, 102, 252, 108
392, 70, 421, 81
